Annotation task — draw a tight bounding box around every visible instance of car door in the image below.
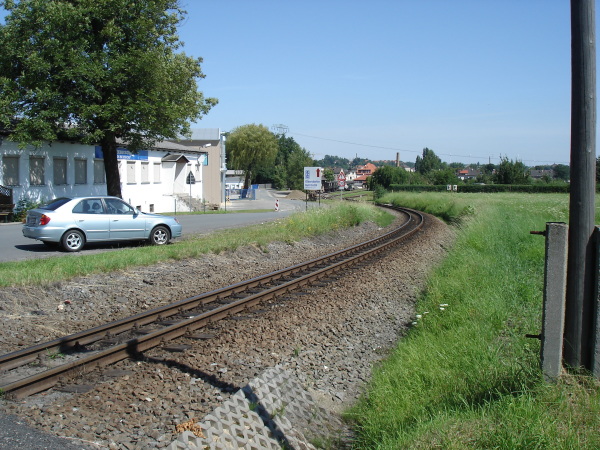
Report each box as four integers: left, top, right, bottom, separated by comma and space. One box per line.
104, 198, 146, 240
71, 199, 110, 241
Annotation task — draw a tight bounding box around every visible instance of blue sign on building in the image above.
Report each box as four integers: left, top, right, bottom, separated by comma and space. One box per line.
95, 146, 149, 161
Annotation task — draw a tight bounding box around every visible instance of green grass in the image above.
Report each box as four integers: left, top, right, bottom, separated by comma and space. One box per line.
0, 202, 392, 287
348, 192, 600, 449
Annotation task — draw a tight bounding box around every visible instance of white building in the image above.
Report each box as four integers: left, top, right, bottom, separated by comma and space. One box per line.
0, 136, 218, 213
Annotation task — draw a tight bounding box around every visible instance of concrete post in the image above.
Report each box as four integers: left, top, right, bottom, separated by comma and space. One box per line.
541, 222, 569, 381
593, 227, 600, 378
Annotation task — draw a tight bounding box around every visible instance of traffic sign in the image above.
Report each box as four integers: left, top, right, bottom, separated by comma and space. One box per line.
304, 167, 323, 191
186, 172, 196, 184
337, 170, 346, 181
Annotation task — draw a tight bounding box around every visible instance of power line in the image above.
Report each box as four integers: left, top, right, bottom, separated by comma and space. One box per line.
289, 131, 570, 165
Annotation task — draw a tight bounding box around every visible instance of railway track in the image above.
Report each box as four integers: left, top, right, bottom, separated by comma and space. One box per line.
0, 206, 424, 399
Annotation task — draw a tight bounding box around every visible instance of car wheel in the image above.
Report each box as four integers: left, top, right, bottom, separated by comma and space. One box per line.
149, 225, 170, 245
61, 229, 85, 252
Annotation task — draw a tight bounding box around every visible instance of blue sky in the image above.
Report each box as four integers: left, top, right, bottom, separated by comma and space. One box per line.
0, 1, 583, 166
179, 0, 575, 166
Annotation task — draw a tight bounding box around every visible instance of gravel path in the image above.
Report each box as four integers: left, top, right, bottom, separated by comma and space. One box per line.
0, 212, 454, 449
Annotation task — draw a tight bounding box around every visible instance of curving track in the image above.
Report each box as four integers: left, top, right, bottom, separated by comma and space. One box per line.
0, 206, 423, 399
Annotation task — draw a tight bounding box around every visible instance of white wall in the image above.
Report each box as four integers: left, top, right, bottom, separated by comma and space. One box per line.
0, 141, 205, 213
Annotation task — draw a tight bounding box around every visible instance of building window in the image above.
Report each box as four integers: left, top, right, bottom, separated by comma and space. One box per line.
127, 161, 136, 183
2, 156, 19, 186
29, 156, 45, 186
75, 158, 87, 184
94, 159, 105, 184
141, 162, 149, 184
153, 162, 161, 183
53, 157, 67, 185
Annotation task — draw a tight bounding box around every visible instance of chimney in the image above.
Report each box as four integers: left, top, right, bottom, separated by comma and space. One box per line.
396, 152, 400, 167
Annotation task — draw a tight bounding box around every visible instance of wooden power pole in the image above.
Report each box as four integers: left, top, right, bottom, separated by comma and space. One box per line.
564, 0, 596, 371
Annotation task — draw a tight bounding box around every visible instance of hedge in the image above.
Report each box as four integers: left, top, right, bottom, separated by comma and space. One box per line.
388, 184, 571, 193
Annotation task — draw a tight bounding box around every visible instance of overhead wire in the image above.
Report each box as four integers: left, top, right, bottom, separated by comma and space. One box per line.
289, 131, 570, 165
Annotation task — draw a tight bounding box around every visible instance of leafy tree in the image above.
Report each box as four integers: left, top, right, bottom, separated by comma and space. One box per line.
553, 164, 570, 181
286, 144, 314, 190
494, 156, 530, 184
350, 157, 368, 168
315, 154, 350, 169
369, 165, 409, 189
226, 124, 278, 189
428, 168, 459, 185
256, 134, 313, 190
482, 163, 496, 175
415, 148, 444, 175
322, 168, 335, 182
0, 0, 216, 198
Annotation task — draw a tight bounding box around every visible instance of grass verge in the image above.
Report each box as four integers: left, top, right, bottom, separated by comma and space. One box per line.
348, 192, 600, 449
0, 202, 392, 287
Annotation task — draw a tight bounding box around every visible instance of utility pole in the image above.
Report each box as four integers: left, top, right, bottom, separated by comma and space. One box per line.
564, 0, 597, 371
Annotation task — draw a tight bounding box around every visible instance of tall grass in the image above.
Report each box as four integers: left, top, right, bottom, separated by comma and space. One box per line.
349, 192, 600, 448
0, 202, 392, 287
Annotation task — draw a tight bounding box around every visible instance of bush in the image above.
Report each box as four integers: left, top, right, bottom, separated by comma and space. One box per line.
13, 197, 41, 222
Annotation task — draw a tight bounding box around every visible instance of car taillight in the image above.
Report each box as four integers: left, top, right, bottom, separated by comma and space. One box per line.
39, 214, 51, 226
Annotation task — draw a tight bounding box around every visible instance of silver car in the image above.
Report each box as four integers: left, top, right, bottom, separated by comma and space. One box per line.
22, 196, 182, 252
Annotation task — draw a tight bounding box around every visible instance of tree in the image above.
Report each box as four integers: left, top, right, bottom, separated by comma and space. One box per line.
286, 145, 314, 190
226, 124, 278, 189
415, 148, 444, 175
314, 154, 350, 169
493, 156, 530, 184
0, 0, 216, 198
429, 168, 459, 185
369, 165, 409, 189
322, 168, 335, 182
553, 164, 570, 181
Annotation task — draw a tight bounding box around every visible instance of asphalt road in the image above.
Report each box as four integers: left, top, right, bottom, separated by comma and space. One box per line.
0, 209, 303, 263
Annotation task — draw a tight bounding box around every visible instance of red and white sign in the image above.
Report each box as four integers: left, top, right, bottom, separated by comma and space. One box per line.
337, 170, 346, 189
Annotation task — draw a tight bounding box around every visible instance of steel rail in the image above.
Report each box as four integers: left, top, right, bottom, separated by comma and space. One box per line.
0, 206, 423, 399
0, 206, 413, 372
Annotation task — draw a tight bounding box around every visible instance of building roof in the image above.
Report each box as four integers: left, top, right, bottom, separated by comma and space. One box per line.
161, 154, 190, 163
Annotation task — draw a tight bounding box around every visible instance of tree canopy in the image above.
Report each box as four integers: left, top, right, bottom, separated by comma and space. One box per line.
369, 165, 409, 189
226, 124, 278, 189
255, 134, 314, 190
415, 148, 444, 175
494, 156, 530, 184
0, 0, 217, 197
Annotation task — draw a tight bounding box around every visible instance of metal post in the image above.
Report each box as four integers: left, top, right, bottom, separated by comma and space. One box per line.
564, 0, 596, 370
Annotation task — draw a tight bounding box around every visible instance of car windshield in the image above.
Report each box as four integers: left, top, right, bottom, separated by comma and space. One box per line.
39, 198, 72, 211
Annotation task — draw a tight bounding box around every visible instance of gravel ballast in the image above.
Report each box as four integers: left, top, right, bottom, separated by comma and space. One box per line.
0, 212, 454, 449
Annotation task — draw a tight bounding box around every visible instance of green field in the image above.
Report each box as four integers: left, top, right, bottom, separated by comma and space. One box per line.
348, 192, 600, 449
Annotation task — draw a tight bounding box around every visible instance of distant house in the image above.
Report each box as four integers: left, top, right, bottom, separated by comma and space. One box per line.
456, 168, 481, 180
354, 163, 378, 188
530, 169, 554, 179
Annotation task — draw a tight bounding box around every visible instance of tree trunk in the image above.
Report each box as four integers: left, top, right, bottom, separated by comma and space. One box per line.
101, 135, 123, 198
243, 170, 251, 190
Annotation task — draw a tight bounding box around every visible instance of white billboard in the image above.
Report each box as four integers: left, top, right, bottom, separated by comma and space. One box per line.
304, 167, 323, 191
